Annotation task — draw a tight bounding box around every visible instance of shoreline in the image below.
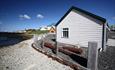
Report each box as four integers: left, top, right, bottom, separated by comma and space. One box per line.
0, 32, 33, 47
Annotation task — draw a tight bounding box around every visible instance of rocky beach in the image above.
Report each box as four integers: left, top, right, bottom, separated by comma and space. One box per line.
0, 39, 72, 70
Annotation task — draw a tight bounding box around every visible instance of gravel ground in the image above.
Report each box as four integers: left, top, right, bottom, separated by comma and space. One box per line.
0, 39, 73, 70
98, 38, 115, 70
98, 46, 115, 70
33, 33, 115, 70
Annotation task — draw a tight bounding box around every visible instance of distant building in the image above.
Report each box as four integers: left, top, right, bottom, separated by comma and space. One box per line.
40, 25, 55, 32
49, 26, 56, 33
40, 27, 48, 31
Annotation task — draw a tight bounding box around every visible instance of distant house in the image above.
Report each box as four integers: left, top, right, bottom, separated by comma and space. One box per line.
40, 26, 51, 31
49, 26, 56, 33
40, 27, 48, 31
40, 25, 56, 33
56, 6, 109, 50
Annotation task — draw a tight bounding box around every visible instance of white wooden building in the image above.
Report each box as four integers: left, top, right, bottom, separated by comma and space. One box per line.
56, 6, 109, 50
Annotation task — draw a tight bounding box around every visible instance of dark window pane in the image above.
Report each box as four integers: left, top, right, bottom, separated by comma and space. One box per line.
63, 28, 68, 30
62, 28, 69, 38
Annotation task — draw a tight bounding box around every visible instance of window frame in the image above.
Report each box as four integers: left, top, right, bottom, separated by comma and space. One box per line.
62, 28, 69, 38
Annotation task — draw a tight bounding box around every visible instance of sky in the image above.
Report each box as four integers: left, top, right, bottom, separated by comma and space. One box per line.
0, 0, 115, 32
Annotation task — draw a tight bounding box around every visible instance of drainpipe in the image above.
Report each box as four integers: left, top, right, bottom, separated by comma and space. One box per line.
103, 21, 107, 51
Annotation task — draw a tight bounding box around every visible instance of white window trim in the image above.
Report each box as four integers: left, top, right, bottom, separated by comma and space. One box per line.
61, 28, 69, 38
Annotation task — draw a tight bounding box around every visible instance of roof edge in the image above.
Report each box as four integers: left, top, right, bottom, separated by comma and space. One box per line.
55, 6, 106, 26
55, 7, 73, 26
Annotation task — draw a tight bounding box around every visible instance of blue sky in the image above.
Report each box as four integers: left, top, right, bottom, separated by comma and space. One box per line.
0, 0, 115, 32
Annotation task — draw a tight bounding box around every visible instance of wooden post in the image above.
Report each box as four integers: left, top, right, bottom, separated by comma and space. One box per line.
33, 34, 38, 47
55, 41, 58, 55
87, 42, 98, 70
55, 27, 58, 55
33, 34, 38, 43
41, 35, 45, 49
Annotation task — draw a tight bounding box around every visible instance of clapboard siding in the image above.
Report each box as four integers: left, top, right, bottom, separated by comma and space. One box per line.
57, 10, 103, 48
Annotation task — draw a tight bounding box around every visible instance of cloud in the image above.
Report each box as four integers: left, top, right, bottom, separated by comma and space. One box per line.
37, 14, 44, 19
19, 14, 31, 20
23, 14, 31, 19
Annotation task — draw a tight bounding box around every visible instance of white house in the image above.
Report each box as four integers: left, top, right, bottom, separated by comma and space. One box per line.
56, 6, 109, 50
40, 26, 48, 31
40, 25, 55, 31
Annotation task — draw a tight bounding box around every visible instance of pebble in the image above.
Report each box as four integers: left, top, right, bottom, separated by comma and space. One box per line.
0, 39, 73, 70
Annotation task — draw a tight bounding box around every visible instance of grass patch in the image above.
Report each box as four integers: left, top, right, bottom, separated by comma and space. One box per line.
26, 30, 48, 35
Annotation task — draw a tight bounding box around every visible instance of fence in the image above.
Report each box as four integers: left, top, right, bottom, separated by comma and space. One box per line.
33, 34, 98, 70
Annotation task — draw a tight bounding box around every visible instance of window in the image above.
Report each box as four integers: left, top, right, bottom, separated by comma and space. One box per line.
62, 28, 69, 38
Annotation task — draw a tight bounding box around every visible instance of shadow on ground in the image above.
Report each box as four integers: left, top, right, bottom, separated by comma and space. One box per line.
69, 54, 87, 67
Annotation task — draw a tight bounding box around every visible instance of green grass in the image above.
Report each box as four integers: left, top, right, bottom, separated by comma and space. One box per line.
26, 30, 48, 35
